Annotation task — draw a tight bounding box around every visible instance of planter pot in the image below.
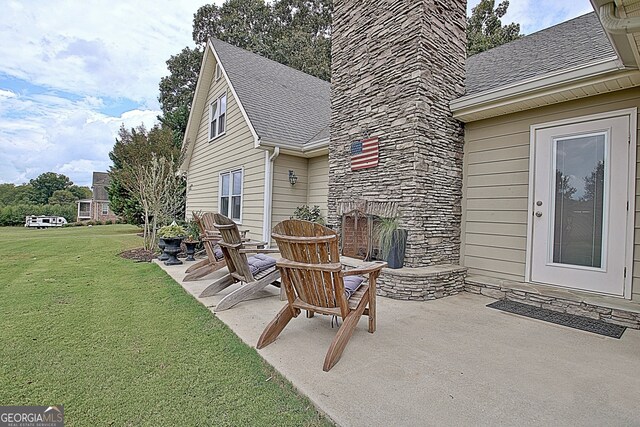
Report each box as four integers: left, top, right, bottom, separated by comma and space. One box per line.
157, 238, 170, 261
386, 229, 408, 269
162, 237, 184, 265
183, 240, 199, 262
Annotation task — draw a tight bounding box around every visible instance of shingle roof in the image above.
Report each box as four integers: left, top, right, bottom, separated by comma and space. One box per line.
211, 39, 330, 148
466, 12, 616, 96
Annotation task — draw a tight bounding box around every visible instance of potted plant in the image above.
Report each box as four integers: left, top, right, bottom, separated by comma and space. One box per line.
157, 238, 170, 261
182, 220, 201, 262
375, 216, 408, 269
158, 223, 186, 265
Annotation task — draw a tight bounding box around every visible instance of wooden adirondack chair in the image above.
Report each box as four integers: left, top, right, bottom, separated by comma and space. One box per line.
198, 213, 280, 311
183, 212, 226, 281
257, 219, 386, 371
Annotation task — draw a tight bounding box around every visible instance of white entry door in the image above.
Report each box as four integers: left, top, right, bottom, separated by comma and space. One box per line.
530, 114, 632, 296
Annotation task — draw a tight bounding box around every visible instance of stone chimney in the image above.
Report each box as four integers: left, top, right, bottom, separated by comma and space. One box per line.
328, 0, 467, 269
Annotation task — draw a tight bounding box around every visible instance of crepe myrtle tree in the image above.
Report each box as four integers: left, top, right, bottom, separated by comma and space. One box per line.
120, 154, 185, 250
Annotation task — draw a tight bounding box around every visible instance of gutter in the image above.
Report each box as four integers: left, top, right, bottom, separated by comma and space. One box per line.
599, 2, 640, 34
262, 146, 280, 245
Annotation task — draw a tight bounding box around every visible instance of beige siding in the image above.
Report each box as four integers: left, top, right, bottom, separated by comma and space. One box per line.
461, 87, 640, 299
271, 154, 309, 228
185, 70, 265, 241
307, 155, 329, 219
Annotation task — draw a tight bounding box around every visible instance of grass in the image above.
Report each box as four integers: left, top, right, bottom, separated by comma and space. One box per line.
0, 225, 331, 426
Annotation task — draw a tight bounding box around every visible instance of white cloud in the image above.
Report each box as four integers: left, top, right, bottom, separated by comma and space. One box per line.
0, 89, 16, 98
0, 1, 226, 186
0, 91, 160, 186
0, 0, 217, 105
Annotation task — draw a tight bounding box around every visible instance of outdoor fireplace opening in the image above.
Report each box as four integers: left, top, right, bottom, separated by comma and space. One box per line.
341, 211, 382, 260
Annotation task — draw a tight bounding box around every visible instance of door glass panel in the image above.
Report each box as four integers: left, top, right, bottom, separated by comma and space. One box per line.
553, 134, 606, 268
221, 174, 230, 196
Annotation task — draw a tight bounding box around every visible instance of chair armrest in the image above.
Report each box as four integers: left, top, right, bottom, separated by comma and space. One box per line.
343, 261, 387, 276
242, 240, 268, 247
276, 259, 343, 272
238, 248, 280, 254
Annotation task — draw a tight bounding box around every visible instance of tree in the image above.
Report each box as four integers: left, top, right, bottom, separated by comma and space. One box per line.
467, 0, 522, 56
48, 189, 78, 205
68, 185, 92, 200
29, 172, 73, 205
108, 124, 185, 244
270, 0, 332, 81
158, 47, 203, 119
0, 184, 35, 207
192, 0, 274, 53
120, 154, 184, 249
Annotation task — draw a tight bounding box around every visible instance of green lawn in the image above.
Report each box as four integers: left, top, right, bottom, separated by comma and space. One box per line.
0, 225, 330, 426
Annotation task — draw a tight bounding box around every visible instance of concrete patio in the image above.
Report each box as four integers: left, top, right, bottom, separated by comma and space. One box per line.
157, 260, 640, 426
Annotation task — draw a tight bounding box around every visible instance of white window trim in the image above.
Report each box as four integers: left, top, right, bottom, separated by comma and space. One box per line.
101, 203, 109, 215
218, 167, 244, 224
215, 63, 222, 81
209, 91, 227, 141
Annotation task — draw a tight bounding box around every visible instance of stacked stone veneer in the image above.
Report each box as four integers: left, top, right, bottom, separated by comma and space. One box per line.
466, 277, 640, 329
329, 1, 467, 300
328, 1, 467, 268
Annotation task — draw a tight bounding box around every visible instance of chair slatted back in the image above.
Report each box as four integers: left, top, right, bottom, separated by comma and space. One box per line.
196, 212, 220, 261
272, 220, 349, 318
213, 213, 254, 282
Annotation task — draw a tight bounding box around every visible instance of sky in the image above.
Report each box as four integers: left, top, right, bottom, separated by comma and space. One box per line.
1, 0, 595, 187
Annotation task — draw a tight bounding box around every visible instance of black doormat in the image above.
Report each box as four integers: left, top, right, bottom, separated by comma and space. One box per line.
487, 299, 626, 339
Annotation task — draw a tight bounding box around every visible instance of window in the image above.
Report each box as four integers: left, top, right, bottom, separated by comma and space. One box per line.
101, 203, 109, 215
219, 169, 242, 222
209, 93, 227, 140
215, 63, 222, 81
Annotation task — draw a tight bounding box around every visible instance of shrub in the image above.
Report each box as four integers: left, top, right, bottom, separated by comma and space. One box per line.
291, 205, 325, 224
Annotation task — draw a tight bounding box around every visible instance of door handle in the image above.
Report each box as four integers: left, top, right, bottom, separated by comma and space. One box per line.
535, 211, 543, 217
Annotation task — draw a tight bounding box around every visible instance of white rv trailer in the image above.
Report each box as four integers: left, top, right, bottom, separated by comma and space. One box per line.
25, 215, 68, 228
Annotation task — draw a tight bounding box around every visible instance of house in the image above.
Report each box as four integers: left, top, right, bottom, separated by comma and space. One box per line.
181, 0, 640, 327
77, 172, 117, 222
179, 38, 330, 244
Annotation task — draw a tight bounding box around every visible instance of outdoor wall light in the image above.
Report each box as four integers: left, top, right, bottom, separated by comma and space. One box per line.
288, 170, 298, 186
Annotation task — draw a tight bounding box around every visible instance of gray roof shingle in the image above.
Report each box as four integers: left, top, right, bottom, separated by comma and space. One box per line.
466, 12, 616, 96
211, 39, 330, 148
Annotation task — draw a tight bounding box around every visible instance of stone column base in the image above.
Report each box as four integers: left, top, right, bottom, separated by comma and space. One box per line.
342, 258, 467, 301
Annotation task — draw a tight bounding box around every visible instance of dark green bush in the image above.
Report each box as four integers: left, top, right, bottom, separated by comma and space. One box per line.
0, 204, 77, 226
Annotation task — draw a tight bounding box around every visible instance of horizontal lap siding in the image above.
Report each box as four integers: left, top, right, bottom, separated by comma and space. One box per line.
271, 154, 308, 229
185, 72, 265, 241
461, 87, 640, 300
307, 155, 329, 219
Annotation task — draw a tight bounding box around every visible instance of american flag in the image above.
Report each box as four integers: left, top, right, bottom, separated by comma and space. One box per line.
350, 137, 379, 170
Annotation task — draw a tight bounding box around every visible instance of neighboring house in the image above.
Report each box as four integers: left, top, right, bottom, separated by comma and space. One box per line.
182, 1, 640, 323
77, 172, 118, 222
179, 38, 330, 244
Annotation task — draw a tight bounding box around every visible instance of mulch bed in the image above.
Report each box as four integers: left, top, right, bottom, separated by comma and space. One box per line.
120, 248, 156, 263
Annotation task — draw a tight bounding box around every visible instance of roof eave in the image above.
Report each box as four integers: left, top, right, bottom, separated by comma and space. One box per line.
451, 57, 636, 122
258, 137, 330, 158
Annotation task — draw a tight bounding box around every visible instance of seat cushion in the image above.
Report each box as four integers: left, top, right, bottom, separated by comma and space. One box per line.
247, 253, 277, 275
214, 247, 224, 260
343, 275, 365, 299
